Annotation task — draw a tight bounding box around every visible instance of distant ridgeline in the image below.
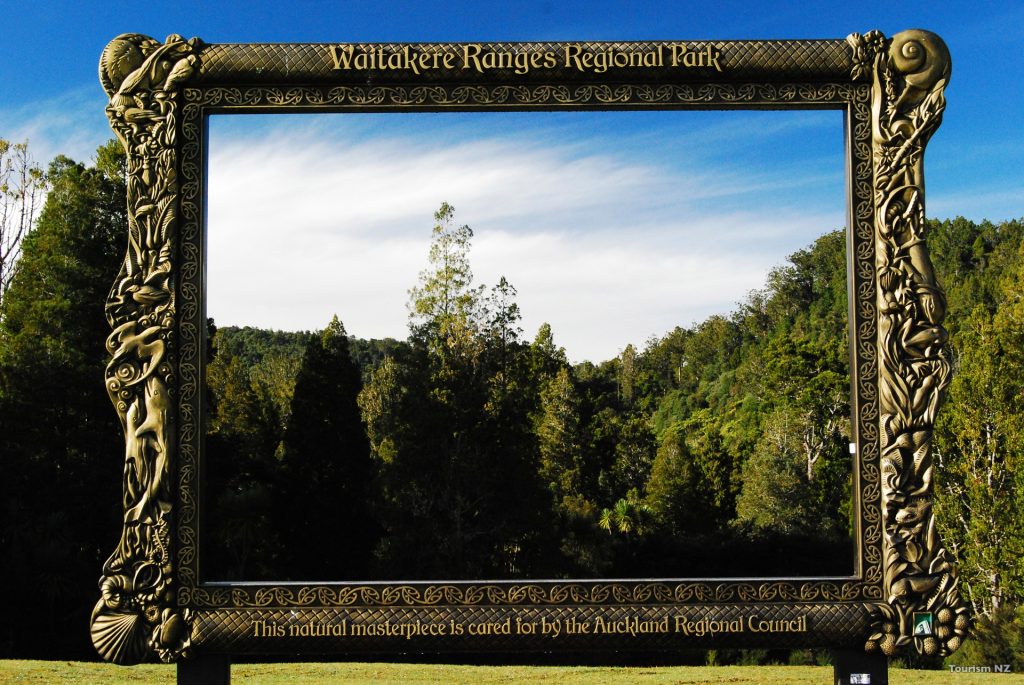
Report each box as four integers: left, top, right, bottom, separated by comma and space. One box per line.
203, 225, 857, 583
207, 324, 401, 387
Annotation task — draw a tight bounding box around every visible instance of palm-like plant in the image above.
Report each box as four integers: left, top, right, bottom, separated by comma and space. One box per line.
599, 490, 651, 537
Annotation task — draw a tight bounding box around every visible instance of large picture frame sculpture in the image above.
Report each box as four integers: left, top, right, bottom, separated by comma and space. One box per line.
92, 30, 968, 667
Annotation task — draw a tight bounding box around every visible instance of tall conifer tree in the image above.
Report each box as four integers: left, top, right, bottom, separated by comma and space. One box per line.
0, 143, 125, 656
280, 316, 377, 579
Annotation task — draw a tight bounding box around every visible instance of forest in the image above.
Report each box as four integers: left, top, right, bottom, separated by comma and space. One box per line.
0, 141, 1022, 666
203, 201, 854, 582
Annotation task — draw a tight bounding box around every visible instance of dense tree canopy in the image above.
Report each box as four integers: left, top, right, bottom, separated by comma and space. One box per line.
0, 137, 1020, 660
0, 142, 126, 657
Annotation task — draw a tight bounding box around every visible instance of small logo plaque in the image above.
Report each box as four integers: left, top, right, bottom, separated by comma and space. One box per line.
913, 612, 934, 636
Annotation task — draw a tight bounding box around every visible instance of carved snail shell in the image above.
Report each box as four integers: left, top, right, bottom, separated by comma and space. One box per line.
99, 34, 155, 97
888, 30, 951, 110
99, 574, 133, 610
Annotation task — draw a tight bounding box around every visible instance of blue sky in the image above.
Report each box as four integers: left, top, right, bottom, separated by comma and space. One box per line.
206, 110, 843, 359
3, 1, 1021, 361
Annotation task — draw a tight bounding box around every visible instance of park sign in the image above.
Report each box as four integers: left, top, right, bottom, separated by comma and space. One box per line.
326, 42, 725, 74
92, 30, 968, 678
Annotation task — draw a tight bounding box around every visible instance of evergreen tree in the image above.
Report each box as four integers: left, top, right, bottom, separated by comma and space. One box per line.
645, 424, 707, 534
360, 203, 547, 579
537, 366, 584, 505
617, 344, 637, 405
610, 415, 657, 497
408, 201, 484, 352
204, 339, 284, 580
279, 315, 378, 580
529, 323, 566, 376
0, 143, 126, 657
935, 298, 1024, 618
734, 406, 820, 536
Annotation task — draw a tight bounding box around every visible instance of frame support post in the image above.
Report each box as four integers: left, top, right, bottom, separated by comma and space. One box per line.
178, 654, 231, 685
831, 649, 887, 685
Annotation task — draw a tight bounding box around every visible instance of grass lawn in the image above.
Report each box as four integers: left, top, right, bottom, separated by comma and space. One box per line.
2, 660, 1023, 684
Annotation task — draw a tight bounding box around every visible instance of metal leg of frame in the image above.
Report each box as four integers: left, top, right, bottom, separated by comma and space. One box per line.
177, 654, 231, 685
831, 649, 888, 685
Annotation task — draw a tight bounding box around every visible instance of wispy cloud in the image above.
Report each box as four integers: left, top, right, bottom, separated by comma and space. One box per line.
0, 86, 111, 166
205, 113, 844, 362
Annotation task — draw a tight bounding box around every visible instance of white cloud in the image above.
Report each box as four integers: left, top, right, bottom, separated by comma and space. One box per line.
207, 115, 844, 362
0, 87, 111, 166
472, 228, 774, 359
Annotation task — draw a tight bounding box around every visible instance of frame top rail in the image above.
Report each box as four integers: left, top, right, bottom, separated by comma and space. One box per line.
190, 39, 852, 85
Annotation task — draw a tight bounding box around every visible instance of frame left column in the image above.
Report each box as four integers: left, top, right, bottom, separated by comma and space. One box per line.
91, 33, 201, 665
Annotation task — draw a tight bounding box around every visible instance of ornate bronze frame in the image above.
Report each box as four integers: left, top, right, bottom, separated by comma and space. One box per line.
93, 32, 967, 664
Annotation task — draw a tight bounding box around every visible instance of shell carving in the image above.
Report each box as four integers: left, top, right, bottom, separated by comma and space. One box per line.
90, 606, 149, 665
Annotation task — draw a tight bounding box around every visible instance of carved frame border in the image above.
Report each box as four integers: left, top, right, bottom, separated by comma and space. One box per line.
177, 81, 880, 610
93, 32, 966, 663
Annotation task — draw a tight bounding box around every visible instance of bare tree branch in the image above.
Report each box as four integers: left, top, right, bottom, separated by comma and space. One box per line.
0, 138, 48, 303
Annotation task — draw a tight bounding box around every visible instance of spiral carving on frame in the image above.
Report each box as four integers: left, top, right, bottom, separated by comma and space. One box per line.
91, 33, 200, 664
848, 29, 969, 657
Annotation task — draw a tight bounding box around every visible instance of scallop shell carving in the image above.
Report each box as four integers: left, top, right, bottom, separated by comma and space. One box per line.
90, 602, 149, 665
